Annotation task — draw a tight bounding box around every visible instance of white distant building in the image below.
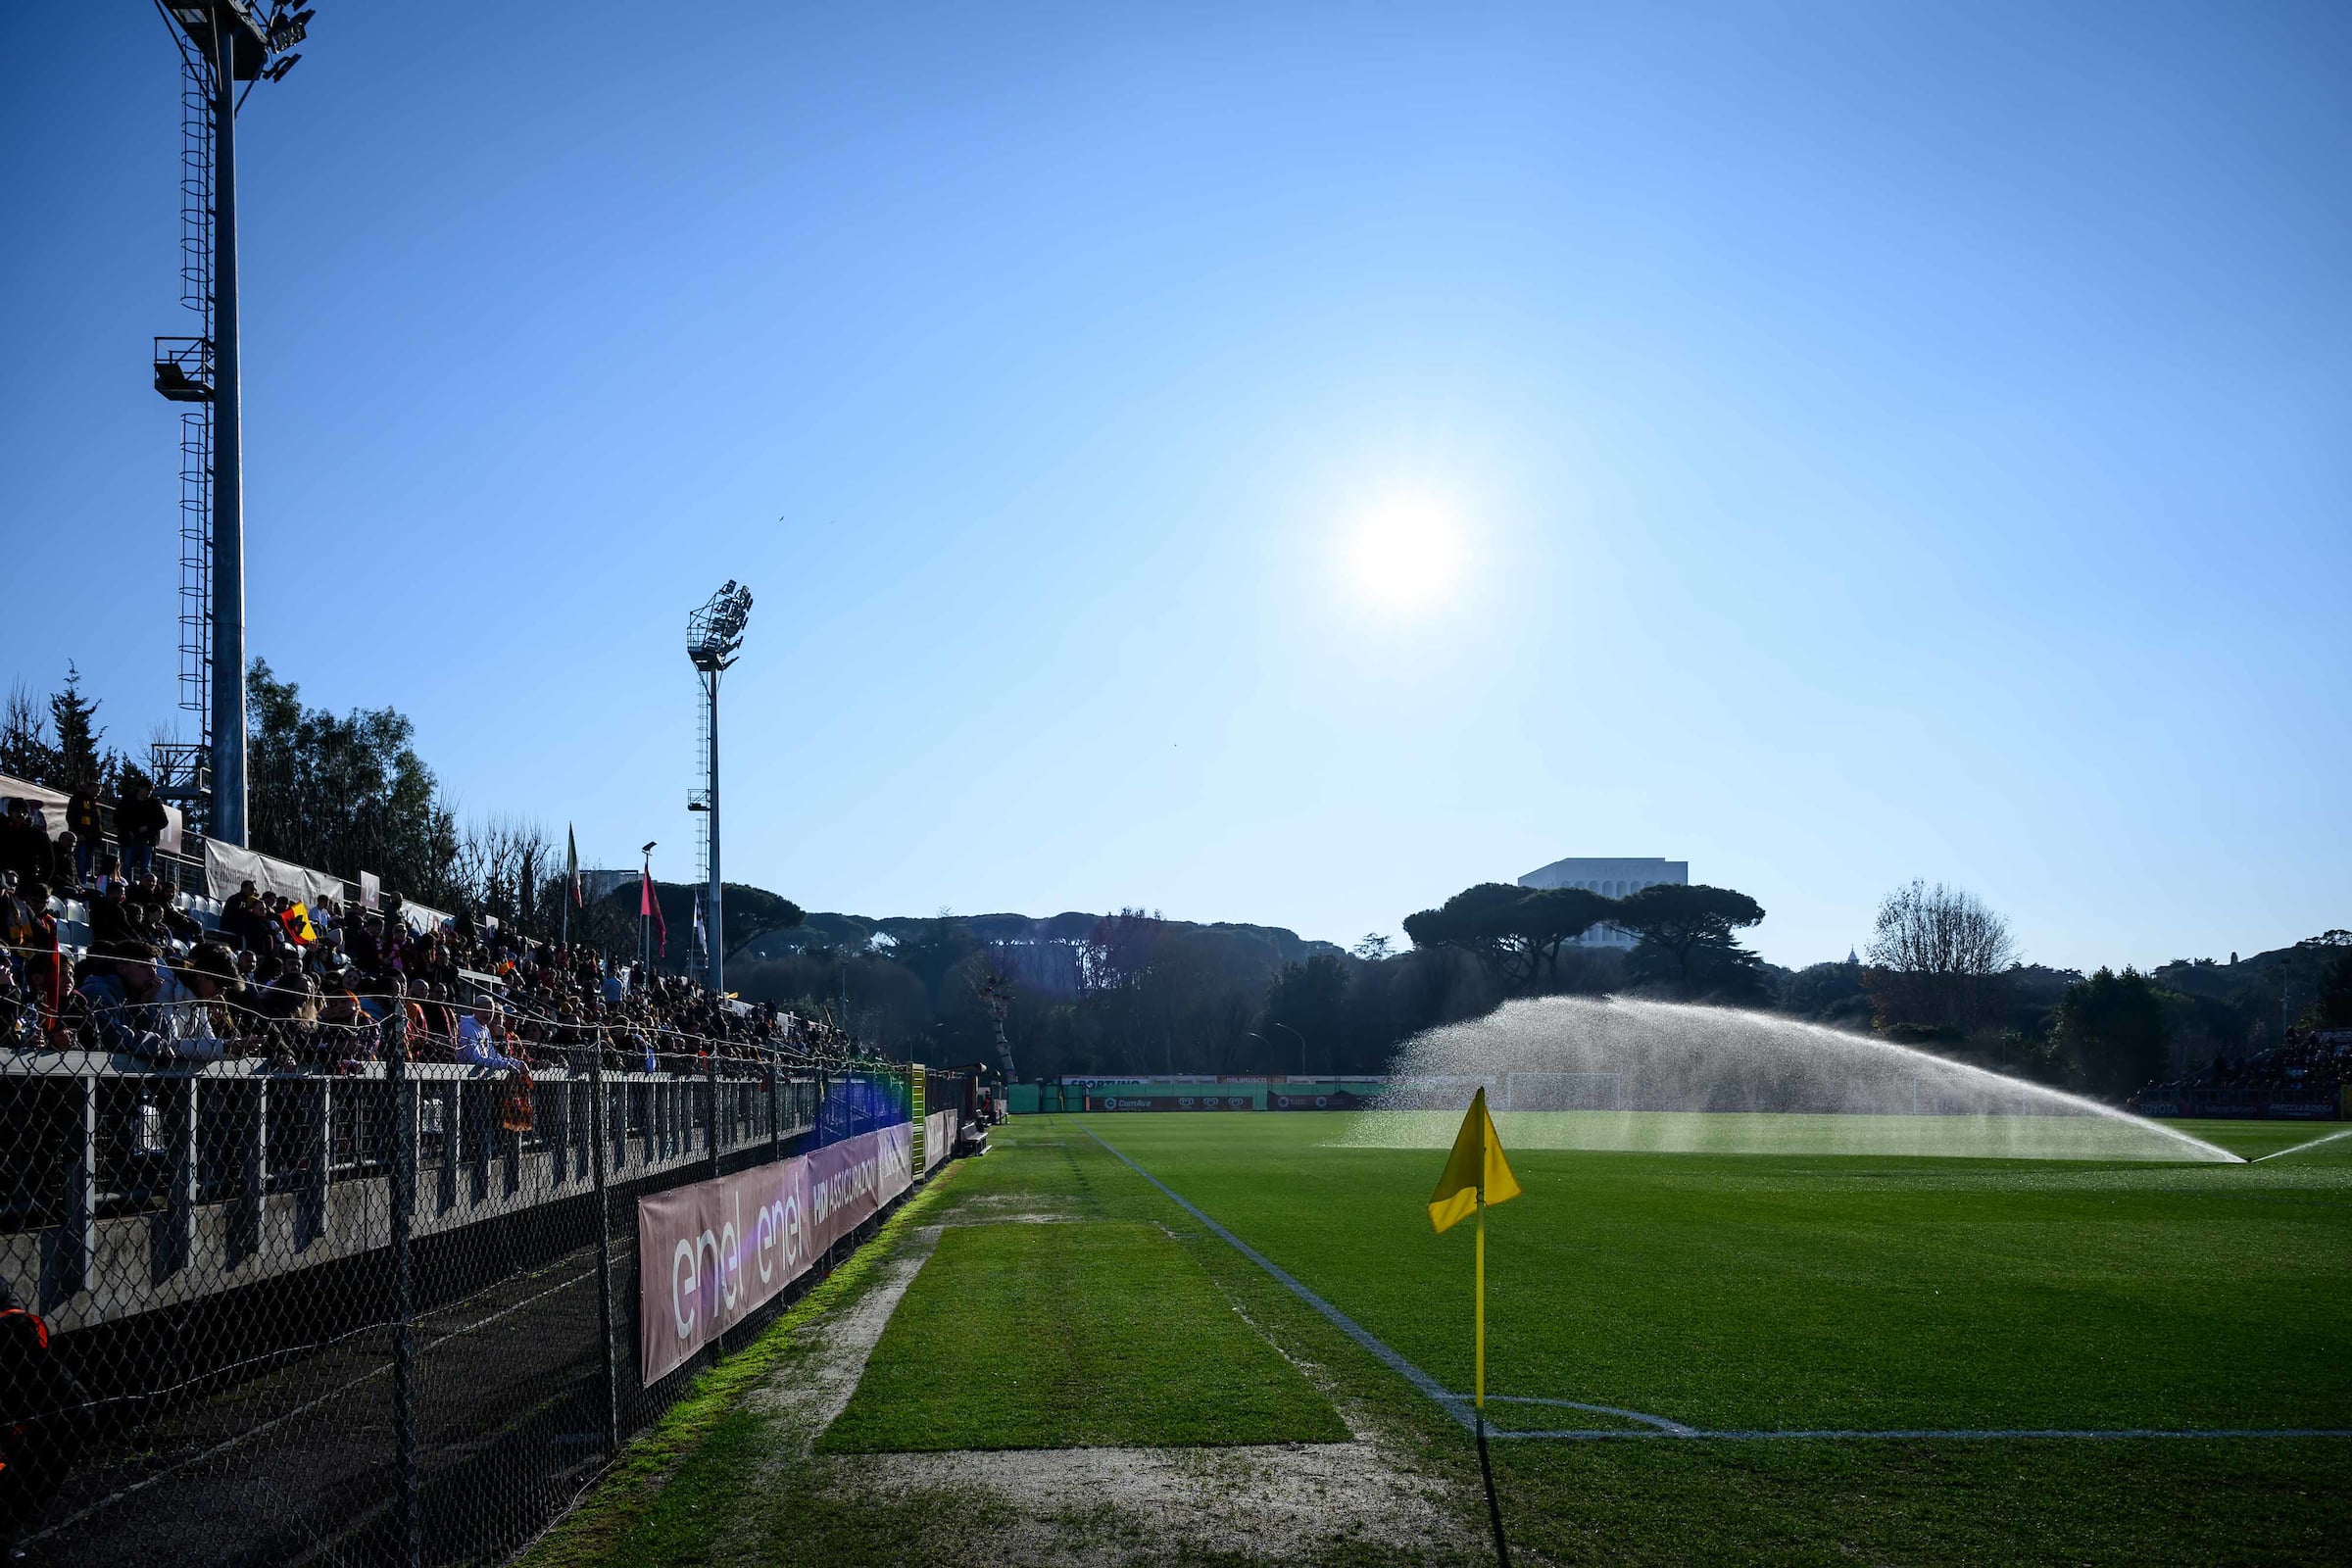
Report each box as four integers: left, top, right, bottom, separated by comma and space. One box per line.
1518, 857, 1689, 948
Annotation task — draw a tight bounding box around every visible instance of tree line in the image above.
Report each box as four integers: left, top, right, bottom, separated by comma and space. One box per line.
6, 660, 585, 938
17, 658, 2335, 1098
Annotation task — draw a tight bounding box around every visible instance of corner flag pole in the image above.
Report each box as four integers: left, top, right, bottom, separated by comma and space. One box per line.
1427, 1086, 1517, 1566
1475, 1123, 1510, 1568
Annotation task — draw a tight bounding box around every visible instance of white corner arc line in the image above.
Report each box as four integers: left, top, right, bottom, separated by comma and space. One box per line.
1077, 1121, 2352, 1446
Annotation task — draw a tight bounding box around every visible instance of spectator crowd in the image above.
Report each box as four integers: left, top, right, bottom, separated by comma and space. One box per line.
2132, 1031, 2350, 1113
2, 788, 863, 1077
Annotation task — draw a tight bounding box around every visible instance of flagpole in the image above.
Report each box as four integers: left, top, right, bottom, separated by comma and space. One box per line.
1473, 1099, 1511, 1568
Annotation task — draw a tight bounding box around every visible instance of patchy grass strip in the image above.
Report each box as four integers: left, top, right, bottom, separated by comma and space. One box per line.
818, 1216, 1348, 1452
514, 1161, 969, 1568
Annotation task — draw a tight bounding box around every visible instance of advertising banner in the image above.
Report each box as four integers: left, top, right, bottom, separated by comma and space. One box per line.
637, 1121, 912, 1386
1098, 1093, 1255, 1111
203, 837, 345, 907
921, 1109, 958, 1173
1268, 1090, 1377, 1111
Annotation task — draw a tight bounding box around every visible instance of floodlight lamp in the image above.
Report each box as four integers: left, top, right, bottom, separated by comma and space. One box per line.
686, 579, 755, 671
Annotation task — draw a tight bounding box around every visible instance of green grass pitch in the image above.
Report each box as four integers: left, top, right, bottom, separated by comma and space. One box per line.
1058, 1112, 2351, 1562
536, 1112, 2352, 1566
818, 1218, 1348, 1451
1076, 1112, 2350, 1437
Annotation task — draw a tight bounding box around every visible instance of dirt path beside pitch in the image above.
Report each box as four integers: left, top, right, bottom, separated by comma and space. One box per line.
726, 1215, 1470, 1567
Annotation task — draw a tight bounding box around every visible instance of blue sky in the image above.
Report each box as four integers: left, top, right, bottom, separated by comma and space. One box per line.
4, 1, 2346, 972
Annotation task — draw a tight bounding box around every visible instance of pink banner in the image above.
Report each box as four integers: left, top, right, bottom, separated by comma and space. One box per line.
637, 1121, 913, 1385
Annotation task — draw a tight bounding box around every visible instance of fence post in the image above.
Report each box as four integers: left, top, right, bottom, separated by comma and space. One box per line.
704, 1046, 720, 1180
385, 1000, 422, 1568
587, 1041, 619, 1456
768, 1054, 782, 1164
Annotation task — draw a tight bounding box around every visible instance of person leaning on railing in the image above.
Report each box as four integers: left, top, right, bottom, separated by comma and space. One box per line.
455, 1004, 525, 1072
74, 941, 252, 1063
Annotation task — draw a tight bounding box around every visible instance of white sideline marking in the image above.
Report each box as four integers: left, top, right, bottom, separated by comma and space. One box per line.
2248, 1127, 2352, 1163
1081, 1126, 1481, 1429
1078, 1123, 2352, 1446
1487, 1425, 2352, 1443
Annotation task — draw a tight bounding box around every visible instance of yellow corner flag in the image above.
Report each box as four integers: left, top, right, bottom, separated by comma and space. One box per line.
1431, 1087, 1521, 1565
1428, 1086, 1520, 1233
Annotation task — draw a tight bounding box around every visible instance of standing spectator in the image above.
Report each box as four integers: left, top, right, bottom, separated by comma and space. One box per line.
220, 879, 272, 953
117, 780, 168, 882
0, 803, 55, 891
64, 785, 104, 888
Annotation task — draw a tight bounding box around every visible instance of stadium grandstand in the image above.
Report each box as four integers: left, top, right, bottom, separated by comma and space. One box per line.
0, 767, 966, 1567
2130, 1029, 2351, 1121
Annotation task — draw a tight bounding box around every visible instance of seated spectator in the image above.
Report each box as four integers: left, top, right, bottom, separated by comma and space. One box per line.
151, 881, 202, 945
88, 881, 137, 952
0, 872, 31, 956
220, 880, 273, 953
0, 960, 32, 1050
10, 883, 62, 1045
76, 942, 234, 1063
317, 987, 379, 1070
265, 970, 323, 1067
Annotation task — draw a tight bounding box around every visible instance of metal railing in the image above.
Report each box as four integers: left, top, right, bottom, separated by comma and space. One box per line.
0, 1016, 923, 1567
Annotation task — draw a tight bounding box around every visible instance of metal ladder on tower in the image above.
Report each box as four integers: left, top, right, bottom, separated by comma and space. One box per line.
151, 34, 218, 823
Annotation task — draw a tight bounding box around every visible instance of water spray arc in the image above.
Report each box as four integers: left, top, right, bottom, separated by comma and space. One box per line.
686, 581, 752, 996
1355, 997, 2243, 1164
149, 2, 313, 846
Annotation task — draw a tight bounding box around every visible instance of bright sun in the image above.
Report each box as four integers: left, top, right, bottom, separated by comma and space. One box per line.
1344, 495, 1467, 612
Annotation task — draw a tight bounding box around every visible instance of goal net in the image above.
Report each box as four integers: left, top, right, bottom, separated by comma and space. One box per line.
1502, 1071, 1625, 1111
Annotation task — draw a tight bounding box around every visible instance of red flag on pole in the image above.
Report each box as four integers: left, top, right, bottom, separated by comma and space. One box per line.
641, 856, 666, 956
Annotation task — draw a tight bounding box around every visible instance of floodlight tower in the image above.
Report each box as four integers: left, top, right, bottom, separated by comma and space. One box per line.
150, 2, 314, 848
686, 581, 753, 995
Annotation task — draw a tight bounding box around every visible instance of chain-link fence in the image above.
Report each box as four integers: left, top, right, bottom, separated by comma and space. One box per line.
0, 964, 944, 1568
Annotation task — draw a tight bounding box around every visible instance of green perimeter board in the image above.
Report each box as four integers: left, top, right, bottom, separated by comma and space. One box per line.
1065, 1112, 2352, 1436
818, 1216, 1348, 1452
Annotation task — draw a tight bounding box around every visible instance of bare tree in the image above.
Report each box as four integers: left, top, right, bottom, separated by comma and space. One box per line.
0, 681, 54, 782
1863, 879, 2021, 1034
450, 815, 560, 933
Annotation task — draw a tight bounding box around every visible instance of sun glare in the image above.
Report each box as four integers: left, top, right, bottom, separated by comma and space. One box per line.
1344, 495, 1467, 612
